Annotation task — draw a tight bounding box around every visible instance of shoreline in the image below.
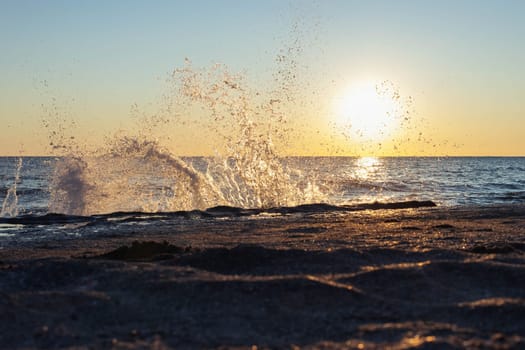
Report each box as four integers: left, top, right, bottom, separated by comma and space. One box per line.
1, 204, 525, 348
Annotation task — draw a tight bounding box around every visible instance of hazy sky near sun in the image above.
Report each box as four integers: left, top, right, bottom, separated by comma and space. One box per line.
1, 0, 524, 156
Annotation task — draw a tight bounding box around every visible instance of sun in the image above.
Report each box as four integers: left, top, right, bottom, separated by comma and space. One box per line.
334, 81, 400, 141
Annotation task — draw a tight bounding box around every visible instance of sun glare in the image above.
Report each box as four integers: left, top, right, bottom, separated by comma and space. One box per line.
334, 81, 400, 141
354, 156, 380, 179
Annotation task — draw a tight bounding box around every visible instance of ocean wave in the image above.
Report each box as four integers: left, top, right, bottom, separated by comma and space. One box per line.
339, 179, 411, 192
486, 183, 523, 191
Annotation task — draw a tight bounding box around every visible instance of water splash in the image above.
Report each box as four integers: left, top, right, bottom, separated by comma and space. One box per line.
173, 62, 321, 209
46, 62, 325, 215
49, 139, 216, 215
1, 158, 23, 217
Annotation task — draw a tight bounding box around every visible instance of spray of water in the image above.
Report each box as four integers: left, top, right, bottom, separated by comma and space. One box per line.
45, 60, 325, 215
173, 62, 321, 208
1, 158, 23, 217
48, 139, 220, 215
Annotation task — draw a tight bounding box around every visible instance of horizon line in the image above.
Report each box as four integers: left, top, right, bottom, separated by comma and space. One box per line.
1, 154, 524, 158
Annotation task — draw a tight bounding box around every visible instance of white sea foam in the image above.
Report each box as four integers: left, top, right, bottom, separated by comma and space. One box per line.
1, 158, 22, 217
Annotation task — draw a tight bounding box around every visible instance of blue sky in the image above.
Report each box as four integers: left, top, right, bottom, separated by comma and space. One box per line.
1, 0, 524, 155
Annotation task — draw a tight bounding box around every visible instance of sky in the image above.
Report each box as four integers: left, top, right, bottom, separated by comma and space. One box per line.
1, 0, 524, 156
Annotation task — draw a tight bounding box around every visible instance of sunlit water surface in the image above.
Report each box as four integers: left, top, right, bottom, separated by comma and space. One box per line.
1, 156, 524, 215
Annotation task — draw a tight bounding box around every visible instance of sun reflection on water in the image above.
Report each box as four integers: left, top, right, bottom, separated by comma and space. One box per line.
354, 157, 381, 180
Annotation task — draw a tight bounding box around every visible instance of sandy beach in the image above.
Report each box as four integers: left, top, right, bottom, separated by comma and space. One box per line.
1, 204, 525, 349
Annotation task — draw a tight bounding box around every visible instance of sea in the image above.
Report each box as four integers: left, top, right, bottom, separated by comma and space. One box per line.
1, 156, 524, 241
